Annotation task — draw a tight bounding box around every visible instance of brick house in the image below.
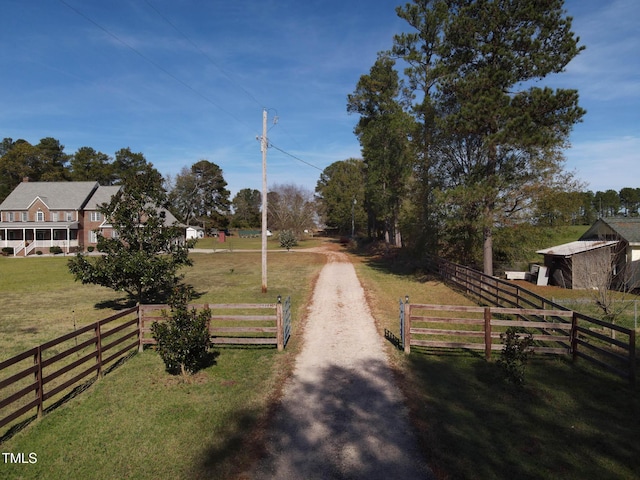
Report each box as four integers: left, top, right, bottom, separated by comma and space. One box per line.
0, 179, 181, 256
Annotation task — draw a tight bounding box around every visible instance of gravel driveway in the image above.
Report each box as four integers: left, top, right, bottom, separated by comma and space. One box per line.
246, 249, 434, 479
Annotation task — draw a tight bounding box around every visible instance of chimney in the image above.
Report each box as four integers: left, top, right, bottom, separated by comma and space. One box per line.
22, 177, 30, 182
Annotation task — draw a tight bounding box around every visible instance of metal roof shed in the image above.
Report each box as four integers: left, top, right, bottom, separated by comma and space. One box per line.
536, 240, 619, 289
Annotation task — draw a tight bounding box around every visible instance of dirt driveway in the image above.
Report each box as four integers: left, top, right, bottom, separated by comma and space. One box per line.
245, 248, 433, 479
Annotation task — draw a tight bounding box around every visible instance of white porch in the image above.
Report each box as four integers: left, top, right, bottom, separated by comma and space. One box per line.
0, 222, 80, 256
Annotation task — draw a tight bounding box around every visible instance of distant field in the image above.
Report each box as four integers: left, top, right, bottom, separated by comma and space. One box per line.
0, 247, 325, 362
519, 224, 591, 266
192, 233, 324, 251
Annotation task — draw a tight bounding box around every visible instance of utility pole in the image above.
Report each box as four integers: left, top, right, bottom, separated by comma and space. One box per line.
261, 108, 268, 293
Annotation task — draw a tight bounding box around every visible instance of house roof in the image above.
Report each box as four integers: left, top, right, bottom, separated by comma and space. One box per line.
1, 181, 182, 227
536, 240, 618, 257
86, 185, 121, 210
0, 181, 99, 210
580, 217, 640, 244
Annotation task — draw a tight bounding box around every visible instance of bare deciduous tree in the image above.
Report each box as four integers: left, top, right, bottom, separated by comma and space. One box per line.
267, 183, 316, 236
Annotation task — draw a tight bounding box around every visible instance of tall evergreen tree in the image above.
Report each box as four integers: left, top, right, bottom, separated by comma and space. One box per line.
315, 159, 366, 235
390, 0, 585, 273
168, 160, 230, 229
347, 54, 414, 245
69, 146, 115, 184
231, 188, 261, 228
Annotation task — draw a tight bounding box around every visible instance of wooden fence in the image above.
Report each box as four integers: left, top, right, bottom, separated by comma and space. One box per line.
419, 257, 636, 384
1, 296, 292, 438
0, 307, 139, 435
138, 296, 292, 351
400, 301, 574, 356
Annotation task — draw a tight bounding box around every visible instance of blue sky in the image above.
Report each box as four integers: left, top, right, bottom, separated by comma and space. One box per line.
1, 0, 638, 196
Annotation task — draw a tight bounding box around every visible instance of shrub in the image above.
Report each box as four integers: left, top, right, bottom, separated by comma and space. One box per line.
151, 287, 211, 376
50, 246, 63, 255
87, 246, 94, 252
1, 247, 13, 256
497, 327, 534, 386
36, 250, 43, 256
279, 230, 298, 251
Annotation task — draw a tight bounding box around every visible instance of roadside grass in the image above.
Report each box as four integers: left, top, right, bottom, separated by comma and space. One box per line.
191, 234, 324, 251
0, 249, 325, 479
352, 250, 640, 480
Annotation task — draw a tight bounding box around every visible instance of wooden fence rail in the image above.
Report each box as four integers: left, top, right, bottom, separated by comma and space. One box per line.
400, 302, 574, 358
1, 296, 293, 438
138, 296, 290, 351
0, 307, 139, 434
422, 256, 636, 384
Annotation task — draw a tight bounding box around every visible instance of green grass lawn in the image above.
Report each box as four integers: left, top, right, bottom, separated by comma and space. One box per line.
0, 248, 326, 479
191, 233, 324, 251
353, 251, 640, 480
3, 241, 638, 479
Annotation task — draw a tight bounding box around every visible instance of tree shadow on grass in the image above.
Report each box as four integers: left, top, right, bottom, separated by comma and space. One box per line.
93, 284, 206, 310
402, 352, 640, 479
94, 297, 137, 310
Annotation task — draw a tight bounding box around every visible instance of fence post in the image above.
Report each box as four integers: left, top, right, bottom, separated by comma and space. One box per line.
399, 297, 405, 351
629, 329, 636, 386
34, 346, 43, 419
95, 323, 103, 379
276, 296, 284, 351
571, 312, 578, 363
138, 303, 144, 353
204, 303, 210, 338
484, 307, 492, 361
404, 297, 411, 354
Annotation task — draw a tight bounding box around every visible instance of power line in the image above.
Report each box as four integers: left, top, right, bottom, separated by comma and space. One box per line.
268, 143, 324, 171
58, 0, 255, 133
59, 1, 324, 177
143, 0, 264, 110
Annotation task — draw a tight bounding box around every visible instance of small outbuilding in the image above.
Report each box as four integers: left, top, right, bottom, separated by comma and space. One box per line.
186, 226, 205, 240
579, 217, 640, 290
536, 240, 618, 289
536, 217, 640, 290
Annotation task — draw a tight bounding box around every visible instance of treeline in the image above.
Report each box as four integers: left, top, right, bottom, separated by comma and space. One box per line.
316, 1, 594, 274
0, 137, 316, 234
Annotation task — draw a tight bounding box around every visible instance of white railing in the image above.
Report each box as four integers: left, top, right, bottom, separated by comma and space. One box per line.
1, 240, 78, 256
13, 241, 25, 257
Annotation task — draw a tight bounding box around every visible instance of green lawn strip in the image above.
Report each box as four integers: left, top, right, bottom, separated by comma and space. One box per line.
192, 234, 324, 251
351, 252, 640, 480
1, 350, 276, 479
1, 250, 325, 478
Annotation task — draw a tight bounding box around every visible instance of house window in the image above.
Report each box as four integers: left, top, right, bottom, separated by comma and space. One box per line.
90, 212, 102, 222
7, 212, 14, 222
66, 212, 74, 221
51, 212, 59, 222
36, 210, 44, 222
21, 212, 28, 222
88, 230, 98, 243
